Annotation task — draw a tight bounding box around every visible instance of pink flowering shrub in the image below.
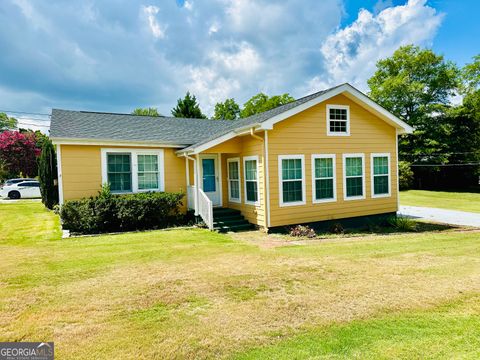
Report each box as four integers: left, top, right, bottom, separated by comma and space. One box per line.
0, 130, 41, 178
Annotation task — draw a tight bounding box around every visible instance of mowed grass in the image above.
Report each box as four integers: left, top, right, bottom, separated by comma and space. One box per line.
400, 190, 480, 213
1, 202, 480, 359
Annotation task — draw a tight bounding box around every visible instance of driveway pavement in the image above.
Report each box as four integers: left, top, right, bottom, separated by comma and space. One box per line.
399, 205, 480, 227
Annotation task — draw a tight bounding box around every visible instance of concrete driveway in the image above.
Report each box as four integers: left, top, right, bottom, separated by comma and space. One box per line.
399, 205, 480, 227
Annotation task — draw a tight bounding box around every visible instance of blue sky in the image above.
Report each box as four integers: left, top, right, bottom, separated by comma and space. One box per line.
0, 0, 478, 130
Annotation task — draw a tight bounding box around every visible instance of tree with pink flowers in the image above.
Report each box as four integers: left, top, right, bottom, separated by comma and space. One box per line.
0, 130, 41, 179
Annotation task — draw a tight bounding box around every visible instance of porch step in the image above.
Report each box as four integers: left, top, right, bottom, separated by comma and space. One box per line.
214, 223, 253, 233
212, 207, 252, 232
214, 218, 249, 227
213, 207, 241, 216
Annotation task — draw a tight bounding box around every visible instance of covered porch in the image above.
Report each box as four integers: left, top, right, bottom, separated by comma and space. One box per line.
179, 128, 267, 231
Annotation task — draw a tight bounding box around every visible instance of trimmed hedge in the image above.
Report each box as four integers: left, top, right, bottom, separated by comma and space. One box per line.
60, 188, 184, 234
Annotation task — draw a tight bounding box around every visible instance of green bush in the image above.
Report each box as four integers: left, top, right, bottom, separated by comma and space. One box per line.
399, 161, 414, 190
387, 215, 417, 232
60, 185, 184, 234
38, 139, 59, 209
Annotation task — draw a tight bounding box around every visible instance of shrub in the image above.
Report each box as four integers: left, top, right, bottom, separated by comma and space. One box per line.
60, 186, 184, 234
289, 224, 316, 238
387, 215, 417, 232
399, 161, 414, 190
329, 222, 344, 234
38, 139, 58, 209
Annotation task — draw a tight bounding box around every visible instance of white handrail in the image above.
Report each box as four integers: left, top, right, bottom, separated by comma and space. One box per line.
198, 188, 214, 230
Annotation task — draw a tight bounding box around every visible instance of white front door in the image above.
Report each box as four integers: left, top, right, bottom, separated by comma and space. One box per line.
200, 154, 221, 206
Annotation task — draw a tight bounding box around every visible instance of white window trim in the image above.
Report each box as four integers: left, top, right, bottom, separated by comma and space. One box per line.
311, 154, 337, 204
326, 104, 350, 136
243, 155, 260, 206
227, 157, 241, 203
278, 154, 306, 207
371, 153, 391, 198
101, 148, 165, 194
343, 153, 365, 201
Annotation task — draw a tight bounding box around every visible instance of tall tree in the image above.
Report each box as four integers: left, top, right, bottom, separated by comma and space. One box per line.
0, 113, 17, 131
132, 107, 160, 116
0, 130, 41, 178
368, 45, 458, 126
461, 54, 480, 94
240, 93, 294, 118
213, 98, 240, 120
367, 45, 459, 158
171, 92, 207, 118
38, 138, 58, 209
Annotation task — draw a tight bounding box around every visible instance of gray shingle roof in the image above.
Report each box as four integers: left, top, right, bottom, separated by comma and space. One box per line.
50, 84, 342, 149
49, 109, 234, 146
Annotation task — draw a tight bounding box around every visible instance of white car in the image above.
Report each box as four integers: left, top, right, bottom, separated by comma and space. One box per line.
0, 180, 41, 199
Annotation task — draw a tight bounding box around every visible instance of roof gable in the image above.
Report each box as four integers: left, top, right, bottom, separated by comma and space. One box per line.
50, 83, 412, 153
178, 83, 413, 154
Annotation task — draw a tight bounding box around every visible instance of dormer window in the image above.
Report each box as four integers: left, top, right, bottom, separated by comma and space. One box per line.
327, 105, 350, 136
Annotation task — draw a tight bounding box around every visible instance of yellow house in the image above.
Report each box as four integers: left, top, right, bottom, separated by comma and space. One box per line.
50, 83, 412, 232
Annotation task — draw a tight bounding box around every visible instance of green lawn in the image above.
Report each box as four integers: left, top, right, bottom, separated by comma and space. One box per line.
1, 202, 480, 359
400, 190, 480, 213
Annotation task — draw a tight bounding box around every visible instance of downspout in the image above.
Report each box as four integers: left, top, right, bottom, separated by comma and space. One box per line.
249, 128, 269, 230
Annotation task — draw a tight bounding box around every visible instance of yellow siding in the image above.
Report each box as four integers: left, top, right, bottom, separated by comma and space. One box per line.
61, 145, 187, 212
267, 94, 397, 227
204, 138, 242, 154
216, 135, 266, 227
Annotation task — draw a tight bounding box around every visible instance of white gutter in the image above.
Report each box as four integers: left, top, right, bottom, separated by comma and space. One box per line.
51, 137, 185, 148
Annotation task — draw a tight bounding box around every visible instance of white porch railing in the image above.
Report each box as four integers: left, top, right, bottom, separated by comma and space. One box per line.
187, 185, 196, 210
198, 188, 214, 230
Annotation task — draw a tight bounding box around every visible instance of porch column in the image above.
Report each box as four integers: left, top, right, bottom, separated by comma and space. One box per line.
194, 154, 200, 216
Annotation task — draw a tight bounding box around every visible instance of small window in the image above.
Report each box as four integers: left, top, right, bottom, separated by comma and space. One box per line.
327, 105, 350, 136
343, 154, 365, 200
371, 153, 390, 197
312, 155, 336, 203
227, 158, 241, 203
279, 155, 305, 206
244, 156, 259, 205
107, 153, 132, 192
138, 154, 159, 190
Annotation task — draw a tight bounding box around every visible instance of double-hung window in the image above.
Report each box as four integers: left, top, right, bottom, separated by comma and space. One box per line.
227, 158, 241, 203
371, 153, 391, 197
107, 153, 132, 192
327, 105, 350, 136
102, 149, 164, 193
279, 155, 305, 206
138, 155, 159, 190
312, 154, 336, 203
244, 156, 259, 205
343, 154, 365, 200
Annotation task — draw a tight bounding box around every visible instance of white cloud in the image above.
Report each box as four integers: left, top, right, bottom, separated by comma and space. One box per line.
184, 1, 193, 11
142, 5, 166, 39
187, 66, 241, 115
208, 21, 220, 35
210, 42, 261, 73
316, 0, 443, 91
0, 0, 447, 118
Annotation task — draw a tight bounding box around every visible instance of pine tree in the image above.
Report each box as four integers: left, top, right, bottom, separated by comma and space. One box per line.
171, 92, 207, 118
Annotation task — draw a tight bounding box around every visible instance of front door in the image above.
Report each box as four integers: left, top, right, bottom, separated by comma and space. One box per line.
201, 155, 221, 206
